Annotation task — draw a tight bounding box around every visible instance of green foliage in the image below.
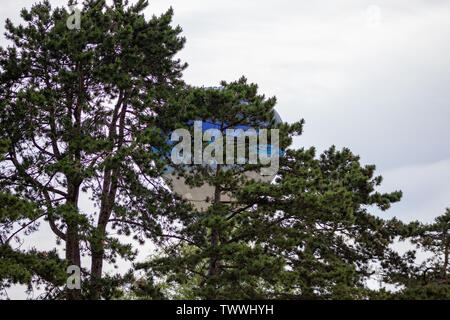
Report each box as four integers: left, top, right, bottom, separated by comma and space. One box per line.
133, 83, 405, 300
0, 1, 446, 301
0, 0, 187, 299
0, 141, 67, 298
0, 244, 67, 298
384, 209, 449, 299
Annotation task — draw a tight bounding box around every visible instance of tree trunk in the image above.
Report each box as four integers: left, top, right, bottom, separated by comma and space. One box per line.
89, 225, 105, 300
89, 98, 127, 300
66, 183, 81, 300
207, 166, 222, 299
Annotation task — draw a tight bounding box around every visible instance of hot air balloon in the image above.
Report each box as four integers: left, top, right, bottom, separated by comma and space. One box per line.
163, 108, 283, 211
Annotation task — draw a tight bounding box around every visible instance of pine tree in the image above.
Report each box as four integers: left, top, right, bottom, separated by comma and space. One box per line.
134, 81, 404, 299
2, 0, 444, 301
0, 0, 187, 299
1, 139, 67, 298
385, 209, 449, 299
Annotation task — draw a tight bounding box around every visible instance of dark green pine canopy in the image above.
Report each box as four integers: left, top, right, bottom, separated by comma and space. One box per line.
0, 0, 447, 300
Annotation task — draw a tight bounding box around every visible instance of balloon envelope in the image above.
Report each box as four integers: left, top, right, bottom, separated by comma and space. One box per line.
164, 111, 283, 211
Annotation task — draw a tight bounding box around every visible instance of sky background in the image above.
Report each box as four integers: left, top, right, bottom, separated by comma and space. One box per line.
142, 0, 450, 224
1, 0, 449, 298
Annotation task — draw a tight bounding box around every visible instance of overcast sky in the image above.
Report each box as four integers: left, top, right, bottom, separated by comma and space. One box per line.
1, 0, 449, 298
144, 0, 450, 223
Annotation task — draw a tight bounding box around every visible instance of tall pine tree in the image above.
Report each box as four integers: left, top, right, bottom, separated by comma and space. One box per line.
134, 81, 404, 299
0, 0, 187, 299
